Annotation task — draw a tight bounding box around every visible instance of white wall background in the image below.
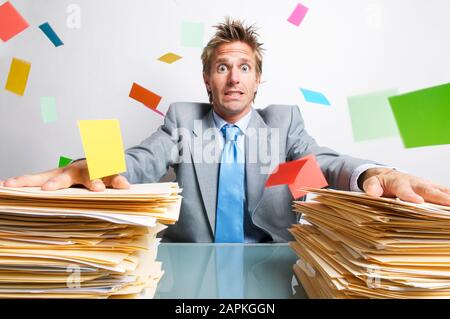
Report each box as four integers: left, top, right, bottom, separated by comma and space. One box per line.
0, 0, 449, 185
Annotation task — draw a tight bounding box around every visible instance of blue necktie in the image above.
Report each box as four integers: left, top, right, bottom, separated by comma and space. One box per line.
215, 124, 245, 243
215, 245, 244, 298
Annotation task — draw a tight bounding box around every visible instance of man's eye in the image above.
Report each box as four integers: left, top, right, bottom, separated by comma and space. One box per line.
241, 64, 250, 72
218, 64, 228, 72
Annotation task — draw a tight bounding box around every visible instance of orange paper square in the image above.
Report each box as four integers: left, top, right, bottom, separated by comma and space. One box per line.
129, 82, 163, 116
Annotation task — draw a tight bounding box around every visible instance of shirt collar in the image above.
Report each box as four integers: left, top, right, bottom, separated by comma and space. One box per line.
212, 108, 253, 135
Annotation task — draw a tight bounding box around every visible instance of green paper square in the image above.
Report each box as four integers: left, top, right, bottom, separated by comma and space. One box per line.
388, 83, 450, 148
181, 22, 204, 48
58, 156, 73, 168
40, 96, 57, 123
347, 89, 399, 142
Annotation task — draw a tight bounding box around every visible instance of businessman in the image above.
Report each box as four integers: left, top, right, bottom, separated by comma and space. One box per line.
1, 19, 449, 243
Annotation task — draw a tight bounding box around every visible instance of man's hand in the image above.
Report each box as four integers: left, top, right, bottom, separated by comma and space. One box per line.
359, 168, 450, 206
0, 160, 130, 192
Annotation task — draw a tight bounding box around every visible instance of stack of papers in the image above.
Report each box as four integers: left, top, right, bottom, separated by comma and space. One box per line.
0, 182, 182, 298
290, 188, 450, 298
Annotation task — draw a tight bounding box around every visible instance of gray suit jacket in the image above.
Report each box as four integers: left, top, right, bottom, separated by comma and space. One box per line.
123, 102, 376, 242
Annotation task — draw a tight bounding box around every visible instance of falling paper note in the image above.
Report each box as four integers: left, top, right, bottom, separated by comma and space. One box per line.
265, 154, 328, 199
5, 57, 31, 96
158, 52, 182, 64
58, 156, 73, 168
38, 22, 64, 47
40, 96, 58, 123
181, 21, 204, 48
77, 119, 127, 180
0, 1, 29, 42
300, 88, 330, 106
129, 82, 163, 116
388, 83, 450, 148
347, 89, 399, 142
287, 3, 309, 27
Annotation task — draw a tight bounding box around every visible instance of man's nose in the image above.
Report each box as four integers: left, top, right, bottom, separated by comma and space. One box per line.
228, 66, 240, 85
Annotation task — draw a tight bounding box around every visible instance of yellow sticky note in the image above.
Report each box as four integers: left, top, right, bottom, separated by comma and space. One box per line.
77, 119, 126, 180
157, 52, 182, 64
5, 57, 31, 96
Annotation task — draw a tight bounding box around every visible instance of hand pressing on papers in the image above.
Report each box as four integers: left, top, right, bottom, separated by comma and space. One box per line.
0, 159, 130, 192
359, 167, 450, 206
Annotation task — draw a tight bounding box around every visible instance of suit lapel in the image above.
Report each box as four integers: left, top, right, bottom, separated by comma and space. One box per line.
245, 111, 273, 216
191, 110, 221, 236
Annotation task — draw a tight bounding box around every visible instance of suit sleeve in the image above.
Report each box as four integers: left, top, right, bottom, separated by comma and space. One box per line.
285, 105, 380, 190
121, 104, 180, 183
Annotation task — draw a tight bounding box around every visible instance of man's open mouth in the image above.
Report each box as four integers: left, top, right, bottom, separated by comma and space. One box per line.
225, 90, 244, 96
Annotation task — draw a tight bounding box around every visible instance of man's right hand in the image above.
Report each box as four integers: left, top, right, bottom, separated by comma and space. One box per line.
0, 160, 130, 192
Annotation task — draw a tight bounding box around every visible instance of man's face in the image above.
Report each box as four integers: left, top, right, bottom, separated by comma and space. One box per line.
203, 41, 260, 123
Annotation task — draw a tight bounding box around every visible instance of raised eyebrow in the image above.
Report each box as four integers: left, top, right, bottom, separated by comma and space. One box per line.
215, 58, 230, 65
239, 58, 253, 65
214, 58, 253, 65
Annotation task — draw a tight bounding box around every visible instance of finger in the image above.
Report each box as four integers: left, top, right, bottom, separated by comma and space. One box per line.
41, 173, 75, 191
395, 183, 425, 204
106, 175, 130, 190
430, 190, 450, 206
4, 170, 61, 188
425, 182, 450, 195
363, 176, 384, 197
83, 179, 106, 192
414, 184, 450, 206
436, 185, 450, 195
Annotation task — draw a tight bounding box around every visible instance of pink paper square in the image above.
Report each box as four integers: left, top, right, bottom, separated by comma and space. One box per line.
287, 3, 309, 27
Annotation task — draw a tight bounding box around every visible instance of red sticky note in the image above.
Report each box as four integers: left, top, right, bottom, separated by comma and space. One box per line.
265, 154, 328, 199
129, 82, 164, 116
0, 1, 29, 42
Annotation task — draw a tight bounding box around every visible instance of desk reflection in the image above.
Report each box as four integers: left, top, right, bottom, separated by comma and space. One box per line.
155, 243, 307, 299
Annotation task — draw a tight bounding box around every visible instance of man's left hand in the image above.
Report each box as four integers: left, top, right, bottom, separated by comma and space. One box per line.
359, 168, 450, 206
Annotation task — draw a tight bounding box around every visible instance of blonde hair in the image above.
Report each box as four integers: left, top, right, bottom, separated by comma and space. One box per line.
201, 17, 264, 77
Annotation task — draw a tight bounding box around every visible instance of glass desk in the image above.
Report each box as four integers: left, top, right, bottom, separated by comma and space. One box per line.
154, 243, 307, 299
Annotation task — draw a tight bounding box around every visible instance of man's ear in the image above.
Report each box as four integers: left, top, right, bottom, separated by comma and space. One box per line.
203, 73, 211, 92
203, 72, 214, 104
255, 75, 261, 93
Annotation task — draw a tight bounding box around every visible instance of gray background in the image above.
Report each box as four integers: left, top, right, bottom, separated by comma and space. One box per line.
0, 0, 449, 185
